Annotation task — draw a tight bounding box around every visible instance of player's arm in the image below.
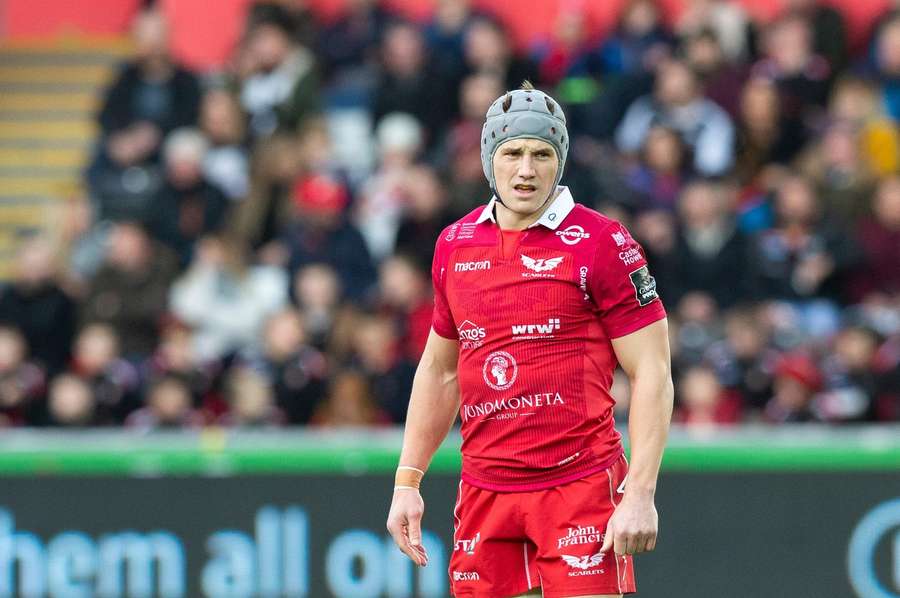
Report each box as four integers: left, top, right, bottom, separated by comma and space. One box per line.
387, 328, 460, 567
602, 318, 674, 556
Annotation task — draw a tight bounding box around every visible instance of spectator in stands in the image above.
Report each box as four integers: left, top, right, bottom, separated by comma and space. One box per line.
750, 14, 831, 119
279, 172, 376, 302
669, 180, 750, 309
87, 9, 200, 215
143, 320, 218, 410
763, 352, 822, 423
126, 375, 203, 430
530, 9, 603, 87
0, 327, 45, 427
373, 21, 456, 144
169, 235, 288, 361
734, 77, 808, 188
199, 89, 250, 201
748, 175, 859, 320
95, 9, 201, 161
311, 369, 390, 427
870, 14, 900, 122
676, 365, 742, 427
79, 223, 179, 357
150, 128, 231, 263
680, 28, 748, 118
348, 314, 415, 423
828, 77, 900, 177
616, 58, 735, 176
292, 263, 345, 352
439, 72, 500, 216
424, 0, 480, 68
237, 5, 318, 137
783, 0, 848, 72
704, 307, 778, 410
220, 365, 286, 427
675, 0, 750, 62
849, 176, 900, 302
394, 165, 455, 267
69, 323, 141, 423
249, 308, 327, 424
45, 374, 99, 428
315, 0, 389, 81
621, 126, 687, 210
230, 133, 303, 250
817, 325, 881, 422
799, 121, 876, 227
356, 113, 423, 261
378, 254, 432, 361
0, 237, 76, 374
461, 16, 539, 91
600, 0, 672, 76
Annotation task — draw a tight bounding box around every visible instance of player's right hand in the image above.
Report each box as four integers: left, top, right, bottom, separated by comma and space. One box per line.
386, 489, 429, 567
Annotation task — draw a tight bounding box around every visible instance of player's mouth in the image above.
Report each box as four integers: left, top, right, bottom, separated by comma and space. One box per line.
512, 184, 537, 197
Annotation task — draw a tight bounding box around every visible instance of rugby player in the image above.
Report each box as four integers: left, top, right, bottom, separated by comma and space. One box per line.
387, 81, 674, 597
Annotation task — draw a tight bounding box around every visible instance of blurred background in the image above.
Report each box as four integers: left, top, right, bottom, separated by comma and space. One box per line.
0, 0, 897, 596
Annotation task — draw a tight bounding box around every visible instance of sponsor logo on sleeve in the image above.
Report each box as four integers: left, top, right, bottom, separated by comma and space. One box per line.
579, 266, 590, 301
452, 571, 480, 581
457, 320, 486, 349
511, 318, 560, 339
556, 225, 591, 245
482, 351, 517, 390
458, 223, 477, 240
629, 265, 658, 306
445, 224, 459, 241
618, 247, 642, 265
454, 260, 491, 272
521, 254, 564, 278
611, 231, 627, 247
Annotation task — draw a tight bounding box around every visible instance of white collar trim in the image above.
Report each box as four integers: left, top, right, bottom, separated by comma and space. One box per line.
475, 186, 575, 230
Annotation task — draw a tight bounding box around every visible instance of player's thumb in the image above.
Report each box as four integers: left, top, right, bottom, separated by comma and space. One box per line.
600, 524, 613, 554
407, 512, 423, 546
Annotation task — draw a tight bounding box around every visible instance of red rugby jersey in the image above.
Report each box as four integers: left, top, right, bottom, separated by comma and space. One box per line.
432, 187, 666, 491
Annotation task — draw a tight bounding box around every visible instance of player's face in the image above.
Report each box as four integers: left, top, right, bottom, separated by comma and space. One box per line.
492, 138, 559, 216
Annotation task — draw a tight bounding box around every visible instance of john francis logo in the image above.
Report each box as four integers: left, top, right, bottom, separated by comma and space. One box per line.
455, 260, 491, 272
556, 225, 591, 245
558, 525, 604, 549
511, 318, 560, 339
458, 320, 486, 349
482, 351, 517, 390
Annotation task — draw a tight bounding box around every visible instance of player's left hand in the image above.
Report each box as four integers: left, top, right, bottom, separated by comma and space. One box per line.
600, 493, 658, 556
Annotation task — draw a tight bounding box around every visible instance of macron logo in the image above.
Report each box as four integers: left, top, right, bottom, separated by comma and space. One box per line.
512, 318, 561, 337
455, 260, 491, 272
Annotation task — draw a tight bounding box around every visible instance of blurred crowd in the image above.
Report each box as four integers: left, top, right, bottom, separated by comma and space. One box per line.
0, 0, 898, 430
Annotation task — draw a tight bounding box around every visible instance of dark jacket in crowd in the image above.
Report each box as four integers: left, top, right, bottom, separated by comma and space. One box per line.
0, 283, 76, 374
99, 63, 201, 134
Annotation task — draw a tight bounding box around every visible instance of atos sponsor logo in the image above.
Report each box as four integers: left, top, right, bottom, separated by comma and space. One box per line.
452, 571, 480, 581
482, 351, 517, 390
455, 260, 490, 272
454, 532, 480, 555
462, 392, 564, 422
511, 318, 560, 339
520, 254, 564, 278
556, 225, 591, 245
458, 320, 486, 350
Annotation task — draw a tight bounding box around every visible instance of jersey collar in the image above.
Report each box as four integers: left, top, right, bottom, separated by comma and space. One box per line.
475, 186, 575, 230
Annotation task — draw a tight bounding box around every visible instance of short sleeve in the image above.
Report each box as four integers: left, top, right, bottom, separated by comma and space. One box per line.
589, 222, 666, 338
431, 234, 458, 340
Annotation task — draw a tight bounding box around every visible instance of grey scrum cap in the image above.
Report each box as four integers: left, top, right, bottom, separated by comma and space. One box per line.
480, 84, 569, 191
